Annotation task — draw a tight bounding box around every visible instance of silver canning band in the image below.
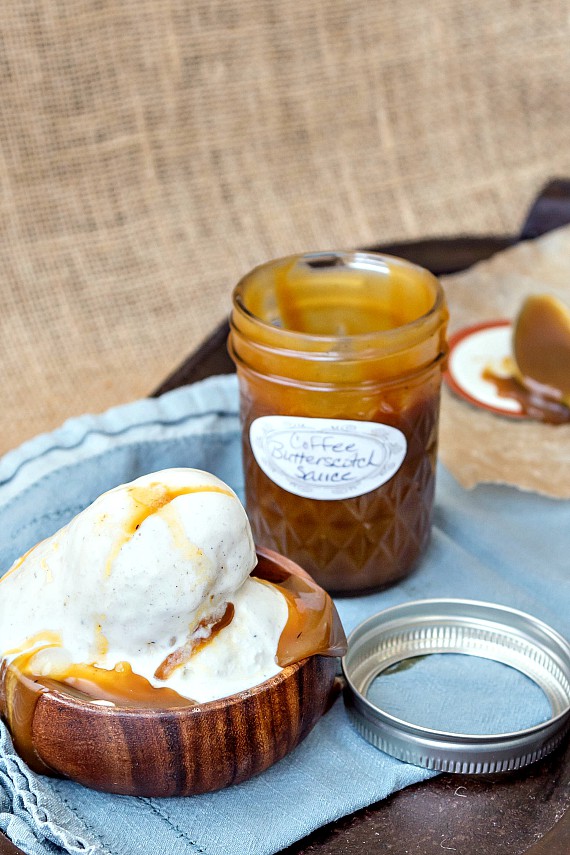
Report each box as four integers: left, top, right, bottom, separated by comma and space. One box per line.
342, 599, 570, 774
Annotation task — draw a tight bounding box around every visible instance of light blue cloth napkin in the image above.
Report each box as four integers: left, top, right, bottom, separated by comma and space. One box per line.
0, 374, 568, 855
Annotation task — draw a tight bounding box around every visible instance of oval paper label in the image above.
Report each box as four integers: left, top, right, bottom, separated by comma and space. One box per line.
249, 416, 407, 500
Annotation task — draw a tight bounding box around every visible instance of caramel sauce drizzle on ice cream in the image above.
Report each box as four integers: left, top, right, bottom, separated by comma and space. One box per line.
104, 482, 234, 576
0, 469, 346, 775
154, 601, 236, 679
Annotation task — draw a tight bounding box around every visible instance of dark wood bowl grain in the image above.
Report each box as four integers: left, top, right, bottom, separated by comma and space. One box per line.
8, 547, 340, 797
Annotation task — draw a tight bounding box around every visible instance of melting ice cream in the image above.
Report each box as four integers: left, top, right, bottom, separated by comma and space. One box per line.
0, 469, 292, 704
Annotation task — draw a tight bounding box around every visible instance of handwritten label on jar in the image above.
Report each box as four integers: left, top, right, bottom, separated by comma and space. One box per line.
249, 416, 407, 500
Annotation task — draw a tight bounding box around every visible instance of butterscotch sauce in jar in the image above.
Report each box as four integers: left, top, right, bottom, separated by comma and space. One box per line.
228, 252, 449, 595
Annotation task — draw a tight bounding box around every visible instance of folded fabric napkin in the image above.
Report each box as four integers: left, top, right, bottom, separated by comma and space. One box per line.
0, 375, 568, 855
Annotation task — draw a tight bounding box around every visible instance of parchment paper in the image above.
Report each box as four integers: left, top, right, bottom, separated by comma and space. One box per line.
439, 225, 570, 498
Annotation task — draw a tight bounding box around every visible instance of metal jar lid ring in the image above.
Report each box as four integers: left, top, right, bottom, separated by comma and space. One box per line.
342, 599, 570, 774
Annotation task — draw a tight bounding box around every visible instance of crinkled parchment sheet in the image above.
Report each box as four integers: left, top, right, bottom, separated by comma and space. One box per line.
439, 224, 570, 499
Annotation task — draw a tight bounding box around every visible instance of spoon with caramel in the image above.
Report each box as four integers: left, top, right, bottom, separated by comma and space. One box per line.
483, 294, 570, 424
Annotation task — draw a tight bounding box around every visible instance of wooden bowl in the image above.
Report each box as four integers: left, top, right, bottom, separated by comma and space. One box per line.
4, 547, 341, 796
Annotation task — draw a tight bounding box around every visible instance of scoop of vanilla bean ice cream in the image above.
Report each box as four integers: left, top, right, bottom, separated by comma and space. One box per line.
0, 469, 288, 703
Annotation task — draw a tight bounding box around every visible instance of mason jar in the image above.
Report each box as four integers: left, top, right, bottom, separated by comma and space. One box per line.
228, 251, 449, 595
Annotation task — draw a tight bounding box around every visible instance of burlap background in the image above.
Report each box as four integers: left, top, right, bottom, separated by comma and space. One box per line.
2, 1, 570, 454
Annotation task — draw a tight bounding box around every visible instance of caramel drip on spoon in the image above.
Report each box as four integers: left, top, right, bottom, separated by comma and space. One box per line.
482, 367, 570, 424
483, 294, 570, 423
513, 294, 570, 398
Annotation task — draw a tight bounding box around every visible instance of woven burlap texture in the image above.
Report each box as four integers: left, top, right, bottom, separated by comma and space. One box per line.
2, 0, 570, 454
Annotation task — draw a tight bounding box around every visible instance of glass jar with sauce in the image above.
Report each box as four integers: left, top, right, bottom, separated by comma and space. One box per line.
228, 252, 449, 595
